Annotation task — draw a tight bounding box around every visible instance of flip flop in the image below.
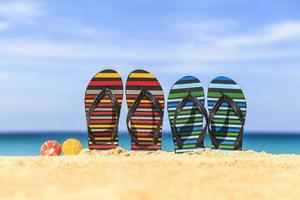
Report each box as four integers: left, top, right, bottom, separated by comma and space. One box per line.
167, 76, 208, 153
126, 69, 164, 151
84, 69, 123, 150
207, 76, 247, 151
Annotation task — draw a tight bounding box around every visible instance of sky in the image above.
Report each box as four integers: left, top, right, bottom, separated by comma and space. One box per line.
0, 0, 299, 132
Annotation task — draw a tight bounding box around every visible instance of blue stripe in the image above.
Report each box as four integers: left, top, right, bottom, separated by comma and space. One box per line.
217, 140, 236, 145
177, 126, 202, 132
179, 76, 198, 81
207, 102, 246, 108
214, 76, 232, 81
168, 101, 200, 108
212, 127, 241, 133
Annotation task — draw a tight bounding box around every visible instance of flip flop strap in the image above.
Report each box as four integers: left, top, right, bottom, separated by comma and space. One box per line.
172, 94, 208, 149
208, 94, 245, 150
127, 89, 163, 145
86, 88, 121, 144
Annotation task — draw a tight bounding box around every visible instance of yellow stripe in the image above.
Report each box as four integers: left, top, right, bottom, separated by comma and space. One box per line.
127, 99, 164, 104
131, 125, 163, 129
137, 137, 161, 141
95, 137, 118, 140
95, 73, 120, 78
89, 125, 116, 128
85, 99, 122, 103
130, 73, 155, 78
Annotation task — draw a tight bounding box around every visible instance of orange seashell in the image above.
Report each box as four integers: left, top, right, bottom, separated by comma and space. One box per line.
40, 140, 62, 156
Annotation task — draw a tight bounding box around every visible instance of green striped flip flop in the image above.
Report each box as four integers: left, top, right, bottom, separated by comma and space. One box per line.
207, 76, 247, 151
167, 76, 208, 153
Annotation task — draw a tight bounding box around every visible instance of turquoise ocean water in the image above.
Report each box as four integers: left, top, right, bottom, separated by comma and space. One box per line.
0, 132, 299, 156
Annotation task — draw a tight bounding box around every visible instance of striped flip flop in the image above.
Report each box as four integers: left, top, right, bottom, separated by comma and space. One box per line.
126, 69, 164, 151
207, 76, 247, 151
167, 76, 208, 153
85, 69, 123, 150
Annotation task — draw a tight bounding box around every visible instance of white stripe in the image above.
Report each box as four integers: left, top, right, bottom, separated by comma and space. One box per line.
213, 115, 239, 119
175, 148, 204, 153
208, 106, 246, 111
175, 122, 203, 128
207, 97, 246, 102
169, 114, 203, 119
216, 136, 237, 141
167, 97, 204, 103
180, 135, 200, 140
213, 123, 242, 128
172, 83, 202, 89
209, 83, 240, 89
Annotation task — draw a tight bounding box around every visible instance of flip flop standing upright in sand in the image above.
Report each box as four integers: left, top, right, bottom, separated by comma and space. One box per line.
126, 69, 165, 151
167, 76, 208, 153
85, 69, 123, 150
207, 76, 247, 151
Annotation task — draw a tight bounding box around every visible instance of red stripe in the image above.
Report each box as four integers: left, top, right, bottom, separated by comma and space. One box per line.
131, 120, 161, 125
89, 120, 116, 123
134, 133, 155, 137
85, 94, 123, 99
130, 111, 160, 116
90, 132, 113, 137
131, 145, 160, 150
126, 95, 164, 100
126, 81, 160, 87
89, 80, 123, 86
85, 103, 118, 108
91, 111, 117, 115
127, 103, 164, 108
89, 145, 117, 149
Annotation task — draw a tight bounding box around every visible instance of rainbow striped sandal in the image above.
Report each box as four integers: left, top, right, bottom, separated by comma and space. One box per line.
167, 76, 208, 153
207, 76, 247, 151
126, 69, 164, 151
85, 69, 123, 150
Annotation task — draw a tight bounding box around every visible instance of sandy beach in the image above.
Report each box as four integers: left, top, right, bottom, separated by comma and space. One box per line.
0, 148, 300, 200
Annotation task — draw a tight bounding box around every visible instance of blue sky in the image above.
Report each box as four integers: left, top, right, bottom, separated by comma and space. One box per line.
0, 0, 300, 132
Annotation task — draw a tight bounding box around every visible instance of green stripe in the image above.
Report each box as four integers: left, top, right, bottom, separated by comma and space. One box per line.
168, 91, 204, 99
168, 109, 203, 116
176, 131, 202, 136
215, 132, 239, 137
175, 118, 203, 124
212, 119, 242, 124
175, 144, 197, 149
208, 92, 244, 99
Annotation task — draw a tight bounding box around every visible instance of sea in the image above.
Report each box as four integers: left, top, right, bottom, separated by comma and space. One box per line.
0, 132, 299, 156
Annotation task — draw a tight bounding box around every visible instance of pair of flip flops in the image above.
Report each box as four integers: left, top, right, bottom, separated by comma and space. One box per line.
84, 69, 247, 153
168, 76, 247, 153
85, 69, 164, 151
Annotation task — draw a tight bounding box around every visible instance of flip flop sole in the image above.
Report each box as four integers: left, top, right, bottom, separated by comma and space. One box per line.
207, 76, 246, 151
85, 69, 123, 150
126, 69, 164, 151
167, 76, 205, 153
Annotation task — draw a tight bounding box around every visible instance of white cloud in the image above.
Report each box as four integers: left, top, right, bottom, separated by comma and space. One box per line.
215, 21, 300, 47
0, 21, 8, 30
0, 0, 43, 29
0, 1, 43, 21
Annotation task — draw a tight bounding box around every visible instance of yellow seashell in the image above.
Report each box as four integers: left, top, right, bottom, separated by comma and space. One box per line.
62, 138, 83, 155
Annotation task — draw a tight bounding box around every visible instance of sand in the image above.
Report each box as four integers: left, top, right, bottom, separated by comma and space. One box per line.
0, 148, 300, 200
